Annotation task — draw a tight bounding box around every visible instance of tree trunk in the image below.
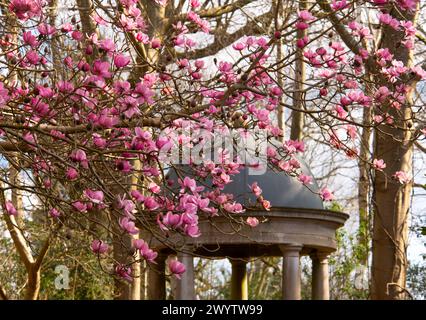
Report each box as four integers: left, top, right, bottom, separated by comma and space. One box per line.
371, 5, 418, 300
357, 87, 372, 268
290, 0, 307, 141
24, 267, 41, 300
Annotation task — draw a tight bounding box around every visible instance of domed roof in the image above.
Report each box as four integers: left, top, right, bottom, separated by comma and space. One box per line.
166, 158, 324, 210
221, 157, 324, 209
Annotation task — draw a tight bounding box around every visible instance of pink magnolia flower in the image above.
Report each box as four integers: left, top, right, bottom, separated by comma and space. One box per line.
373, 159, 386, 171
283, 139, 305, 154
23, 31, 38, 47
91, 240, 109, 254
393, 171, 412, 184
246, 217, 259, 227
37, 23, 56, 35
49, 208, 60, 218
232, 42, 245, 51
71, 30, 83, 41
298, 10, 314, 21
0, 82, 10, 107
5, 201, 17, 215
181, 177, 197, 193
320, 188, 334, 201
119, 217, 139, 235
296, 36, 309, 48
169, 259, 186, 279
92, 60, 111, 78
99, 39, 116, 53
114, 54, 130, 68
223, 202, 245, 214
9, 0, 43, 21
131, 190, 145, 203
270, 86, 283, 96
250, 182, 262, 197
184, 224, 201, 238
70, 149, 88, 167
135, 82, 154, 105
115, 264, 132, 282
151, 38, 161, 49
84, 189, 104, 204
72, 201, 87, 213
298, 174, 313, 185
115, 195, 136, 218
133, 239, 158, 263
26, 50, 40, 65
261, 199, 271, 211
190, 0, 200, 8
160, 212, 182, 230
331, 0, 348, 11
144, 196, 159, 211
66, 167, 79, 181
295, 21, 309, 30
148, 182, 161, 194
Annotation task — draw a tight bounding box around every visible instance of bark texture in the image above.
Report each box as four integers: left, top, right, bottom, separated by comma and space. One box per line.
371, 5, 418, 300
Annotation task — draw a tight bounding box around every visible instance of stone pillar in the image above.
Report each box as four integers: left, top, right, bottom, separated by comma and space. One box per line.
175, 251, 195, 300
230, 259, 248, 300
280, 244, 303, 300
311, 251, 330, 300
147, 253, 166, 300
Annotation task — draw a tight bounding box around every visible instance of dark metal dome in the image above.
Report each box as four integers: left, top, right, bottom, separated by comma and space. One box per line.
222, 158, 323, 209
167, 157, 324, 210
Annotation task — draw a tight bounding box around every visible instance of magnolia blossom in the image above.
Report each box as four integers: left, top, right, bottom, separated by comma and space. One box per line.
49, 208, 61, 218
114, 54, 130, 68
159, 212, 182, 230
223, 201, 245, 214
246, 217, 259, 227
298, 10, 314, 21
119, 217, 139, 235
168, 259, 186, 279
9, 0, 43, 21
320, 188, 334, 201
250, 182, 262, 197
5, 201, 17, 215
393, 171, 412, 184
298, 174, 313, 185
373, 159, 386, 171
133, 239, 158, 263
84, 189, 104, 204
260, 199, 270, 211
91, 240, 109, 254
72, 201, 88, 213
115, 264, 132, 282
144, 196, 159, 210
70, 149, 88, 168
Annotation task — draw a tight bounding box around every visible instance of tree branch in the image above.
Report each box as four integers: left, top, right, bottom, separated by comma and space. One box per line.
177, 9, 274, 59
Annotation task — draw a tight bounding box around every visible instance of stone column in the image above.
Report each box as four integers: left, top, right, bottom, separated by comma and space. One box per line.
280, 244, 303, 300
230, 259, 248, 300
175, 251, 195, 300
147, 253, 166, 300
311, 251, 330, 300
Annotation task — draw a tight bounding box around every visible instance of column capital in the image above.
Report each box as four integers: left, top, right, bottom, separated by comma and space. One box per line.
279, 243, 303, 257
310, 251, 330, 263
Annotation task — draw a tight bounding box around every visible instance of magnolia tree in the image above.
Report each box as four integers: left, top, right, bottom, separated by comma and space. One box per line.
0, 0, 424, 300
